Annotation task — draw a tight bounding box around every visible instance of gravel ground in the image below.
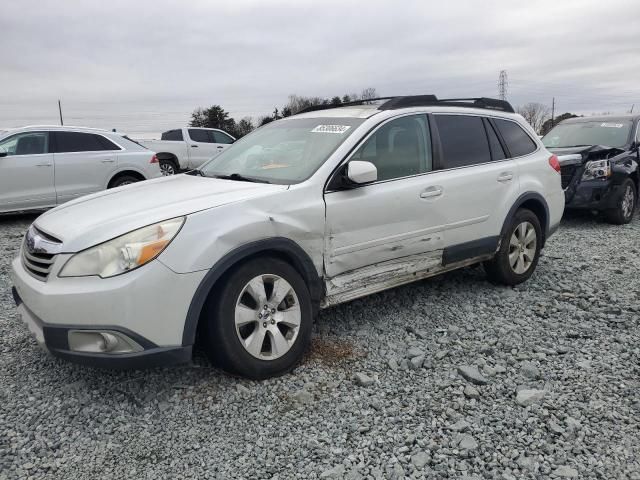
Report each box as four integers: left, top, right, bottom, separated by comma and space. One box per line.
1, 211, 639, 480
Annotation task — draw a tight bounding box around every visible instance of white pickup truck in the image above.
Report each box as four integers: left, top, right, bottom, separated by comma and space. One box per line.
139, 127, 235, 175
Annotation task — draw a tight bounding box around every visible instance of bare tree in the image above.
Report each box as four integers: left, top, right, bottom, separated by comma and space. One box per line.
517, 103, 551, 134
360, 87, 378, 101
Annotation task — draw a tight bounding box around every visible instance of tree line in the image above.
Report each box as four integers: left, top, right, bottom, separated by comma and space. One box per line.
190, 90, 583, 139
189, 88, 378, 138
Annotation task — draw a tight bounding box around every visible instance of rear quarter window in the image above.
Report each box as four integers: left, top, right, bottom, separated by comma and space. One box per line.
161, 129, 183, 141
494, 119, 537, 157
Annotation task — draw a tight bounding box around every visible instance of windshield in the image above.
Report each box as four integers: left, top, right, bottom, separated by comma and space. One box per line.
542, 120, 632, 148
200, 117, 365, 184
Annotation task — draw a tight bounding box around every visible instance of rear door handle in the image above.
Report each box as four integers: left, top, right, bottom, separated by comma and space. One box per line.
191, 145, 199, 148
420, 186, 443, 199
217, 146, 224, 149
497, 172, 514, 182
36, 163, 52, 167
101, 159, 115, 163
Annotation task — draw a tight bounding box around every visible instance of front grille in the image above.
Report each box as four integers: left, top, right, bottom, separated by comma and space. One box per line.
22, 248, 57, 280
560, 165, 578, 189
21, 226, 62, 281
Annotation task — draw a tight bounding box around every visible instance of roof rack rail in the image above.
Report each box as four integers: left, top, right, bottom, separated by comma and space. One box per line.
296, 97, 396, 114
296, 95, 515, 115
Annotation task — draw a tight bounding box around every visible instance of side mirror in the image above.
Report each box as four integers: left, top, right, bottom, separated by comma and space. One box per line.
346, 161, 377, 184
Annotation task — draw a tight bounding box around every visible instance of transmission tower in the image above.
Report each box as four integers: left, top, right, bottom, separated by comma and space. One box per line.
498, 70, 508, 100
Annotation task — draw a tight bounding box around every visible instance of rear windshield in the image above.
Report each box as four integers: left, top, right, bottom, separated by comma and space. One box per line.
201, 117, 365, 184
542, 121, 632, 148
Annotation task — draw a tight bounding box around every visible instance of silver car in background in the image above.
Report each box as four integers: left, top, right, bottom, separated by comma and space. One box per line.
0, 126, 162, 213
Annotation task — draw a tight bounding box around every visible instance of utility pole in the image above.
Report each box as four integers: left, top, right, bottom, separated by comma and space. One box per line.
551, 97, 555, 128
498, 70, 508, 101
58, 99, 64, 126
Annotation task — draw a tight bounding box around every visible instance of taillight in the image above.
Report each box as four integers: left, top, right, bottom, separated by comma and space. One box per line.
548, 154, 561, 173
150, 154, 158, 164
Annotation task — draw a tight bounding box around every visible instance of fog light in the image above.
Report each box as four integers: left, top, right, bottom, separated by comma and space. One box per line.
68, 330, 143, 354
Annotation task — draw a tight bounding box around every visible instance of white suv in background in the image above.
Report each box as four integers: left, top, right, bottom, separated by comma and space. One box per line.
0, 126, 162, 213
11, 96, 564, 379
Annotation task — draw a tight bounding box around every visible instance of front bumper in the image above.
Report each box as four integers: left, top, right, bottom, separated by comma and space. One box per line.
13, 289, 191, 368
11, 254, 206, 369
565, 178, 620, 210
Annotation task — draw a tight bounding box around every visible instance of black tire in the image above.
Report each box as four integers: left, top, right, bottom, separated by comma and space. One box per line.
202, 257, 313, 379
159, 159, 179, 176
484, 208, 542, 286
605, 178, 636, 225
109, 175, 141, 188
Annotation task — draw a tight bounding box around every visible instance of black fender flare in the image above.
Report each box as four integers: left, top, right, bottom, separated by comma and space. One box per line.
181, 237, 323, 346
500, 192, 551, 246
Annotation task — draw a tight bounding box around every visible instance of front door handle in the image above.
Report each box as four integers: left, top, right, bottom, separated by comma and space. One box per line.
191, 145, 199, 148
497, 172, 514, 182
217, 146, 224, 149
420, 186, 443, 199
101, 159, 115, 163
35, 163, 52, 167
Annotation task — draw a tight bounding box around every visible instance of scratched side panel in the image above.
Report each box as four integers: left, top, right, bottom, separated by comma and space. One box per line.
322, 251, 494, 308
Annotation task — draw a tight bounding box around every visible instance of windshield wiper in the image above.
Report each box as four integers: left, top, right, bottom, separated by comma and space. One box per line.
187, 168, 205, 176
212, 173, 271, 184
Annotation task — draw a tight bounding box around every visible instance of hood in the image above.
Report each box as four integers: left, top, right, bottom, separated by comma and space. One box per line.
35, 174, 288, 252
550, 145, 626, 165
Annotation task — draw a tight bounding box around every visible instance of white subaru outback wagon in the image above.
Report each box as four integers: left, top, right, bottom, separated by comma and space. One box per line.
11, 96, 564, 379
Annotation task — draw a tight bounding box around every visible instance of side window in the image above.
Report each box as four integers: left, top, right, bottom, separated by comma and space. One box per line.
494, 119, 537, 157
161, 129, 184, 141
485, 120, 506, 160
351, 115, 431, 181
435, 115, 491, 168
96, 135, 120, 150
54, 132, 113, 153
0, 132, 48, 156
211, 131, 234, 144
188, 129, 213, 143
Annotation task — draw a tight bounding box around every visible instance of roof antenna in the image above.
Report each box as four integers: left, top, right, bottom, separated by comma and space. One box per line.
58, 99, 64, 126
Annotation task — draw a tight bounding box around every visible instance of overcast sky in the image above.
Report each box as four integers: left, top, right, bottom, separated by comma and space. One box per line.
1, 0, 639, 137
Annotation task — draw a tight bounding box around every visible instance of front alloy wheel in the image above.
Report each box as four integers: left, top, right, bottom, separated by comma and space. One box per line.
606, 178, 636, 225
202, 257, 312, 379
235, 274, 301, 360
159, 159, 178, 176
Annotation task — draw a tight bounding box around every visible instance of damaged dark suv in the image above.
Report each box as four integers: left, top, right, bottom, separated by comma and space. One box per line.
542, 115, 639, 224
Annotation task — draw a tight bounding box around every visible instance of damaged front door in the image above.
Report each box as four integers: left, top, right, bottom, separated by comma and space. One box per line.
323, 114, 445, 301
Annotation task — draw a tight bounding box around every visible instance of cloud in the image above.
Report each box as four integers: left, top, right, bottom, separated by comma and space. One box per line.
1, 0, 638, 134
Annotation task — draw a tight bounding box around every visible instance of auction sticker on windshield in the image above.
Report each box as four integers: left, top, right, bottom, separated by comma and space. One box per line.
311, 125, 351, 134
601, 123, 624, 128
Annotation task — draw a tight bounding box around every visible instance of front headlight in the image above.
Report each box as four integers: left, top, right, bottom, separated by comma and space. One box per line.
582, 160, 611, 181
59, 217, 185, 278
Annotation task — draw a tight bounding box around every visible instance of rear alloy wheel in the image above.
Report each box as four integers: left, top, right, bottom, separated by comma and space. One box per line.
109, 175, 140, 188
508, 221, 537, 274
202, 257, 312, 379
605, 178, 636, 225
159, 159, 178, 176
484, 208, 542, 286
